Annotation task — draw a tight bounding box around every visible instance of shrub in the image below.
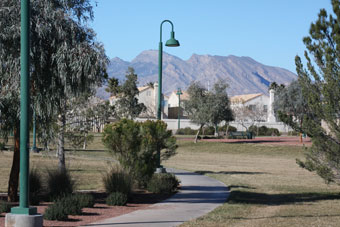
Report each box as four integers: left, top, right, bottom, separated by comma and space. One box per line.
106, 192, 128, 206
44, 201, 68, 221
74, 193, 95, 208
0, 201, 11, 213
202, 126, 215, 135
147, 173, 180, 194
249, 125, 281, 136
29, 168, 43, 205
46, 168, 75, 200
102, 166, 132, 196
103, 119, 177, 187
57, 195, 82, 215
176, 127, 197, 135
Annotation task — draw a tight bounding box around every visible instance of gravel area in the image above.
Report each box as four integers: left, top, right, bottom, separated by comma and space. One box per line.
0, 191, 172, 227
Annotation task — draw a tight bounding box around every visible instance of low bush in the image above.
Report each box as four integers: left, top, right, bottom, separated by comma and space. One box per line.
0, 201, 11, 213
176, 127, 197, 135
147, 173, 180, 194
44, 202, 68, 221
46, 168, 75, 201
74, 193, 95, 208
106, 192, 128, 206
219, 125, 237, 133
57, 195, 82, 215
29, 168, 43, 205
249, 125, 281, 136
202, 126, 215, 135
102, 166, 132, 196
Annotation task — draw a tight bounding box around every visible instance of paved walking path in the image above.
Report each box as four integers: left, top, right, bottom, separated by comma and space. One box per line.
84, 168, 229, 227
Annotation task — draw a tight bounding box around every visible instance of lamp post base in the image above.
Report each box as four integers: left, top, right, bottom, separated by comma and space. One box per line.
5, 213, 43, 227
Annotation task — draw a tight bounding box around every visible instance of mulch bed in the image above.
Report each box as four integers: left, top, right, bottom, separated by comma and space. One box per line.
0, 191, 173, 227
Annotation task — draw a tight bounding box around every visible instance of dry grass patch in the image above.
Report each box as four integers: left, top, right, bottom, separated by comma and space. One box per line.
163, 140, 340, 227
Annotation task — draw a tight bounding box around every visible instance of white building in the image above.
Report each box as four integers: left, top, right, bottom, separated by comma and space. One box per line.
109, 82, 169, 118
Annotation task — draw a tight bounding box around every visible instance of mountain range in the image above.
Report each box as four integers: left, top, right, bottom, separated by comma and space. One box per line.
97, 50, 297, 99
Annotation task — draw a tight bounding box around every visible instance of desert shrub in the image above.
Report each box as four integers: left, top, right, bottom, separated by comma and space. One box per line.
103, 119, 177, 187
29, 168, 43, 205
102, 166, 132, 196
202, 126, 215, 135
249, 125, 281, 136
0, 201, 11, 213
57, 195, 82, 215
176, 127, 197, 135
43, 201, 68, 221
46, 168, 75, 200
74, 193, 95, 208
268, 128, 281, 136
147, 173, 180, 194
106, 192, 128, 206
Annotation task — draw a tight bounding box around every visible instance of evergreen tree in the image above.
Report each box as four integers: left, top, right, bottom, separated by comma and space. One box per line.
106, 67, 146, 119
295, 0, 340, 184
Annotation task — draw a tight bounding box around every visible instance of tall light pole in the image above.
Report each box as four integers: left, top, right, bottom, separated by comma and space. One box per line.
157, 20, 180, 120
176, 88, 182, 130
6, 1, 43, 225
156, 20, 180, 171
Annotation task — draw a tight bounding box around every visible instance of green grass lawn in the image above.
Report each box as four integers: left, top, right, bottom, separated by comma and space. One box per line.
163, 140, 340, 227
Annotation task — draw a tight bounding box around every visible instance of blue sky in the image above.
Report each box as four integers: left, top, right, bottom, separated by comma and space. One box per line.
90, 0, 333, 74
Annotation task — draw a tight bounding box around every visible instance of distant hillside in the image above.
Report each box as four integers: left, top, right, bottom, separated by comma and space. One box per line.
97, 50, 297, 99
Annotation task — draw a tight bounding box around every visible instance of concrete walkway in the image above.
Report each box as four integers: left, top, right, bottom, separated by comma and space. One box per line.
84, 168, 229, 227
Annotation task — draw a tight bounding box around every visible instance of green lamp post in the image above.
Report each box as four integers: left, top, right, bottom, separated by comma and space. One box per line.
176, 88, 183, 130
31, 109, 38, 153
157, 20, 180, 120
10, 0, 37, 215
156, 20, 180, 170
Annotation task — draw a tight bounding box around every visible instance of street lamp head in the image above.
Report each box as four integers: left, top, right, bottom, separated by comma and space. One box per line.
165, 31, 180, 47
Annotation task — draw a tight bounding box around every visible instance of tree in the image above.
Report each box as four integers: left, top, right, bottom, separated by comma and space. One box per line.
273, 80, 309, 135
184, 81, 233, 143
103, 119, 177, 186
184, 82, 212, 143
0, 0, 108, 201
294, 0, 340, 184
232, 102, 265, 132
209, 81, 234, 135
106, 67, 146, 119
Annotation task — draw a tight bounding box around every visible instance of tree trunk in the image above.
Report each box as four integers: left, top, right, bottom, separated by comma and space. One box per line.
194, 125, 203, 144
214, 124, 218, 137
83, 132, 87, 149
57, 113, 66, 171
225, 125, 230, 138
8, 128, 20, 202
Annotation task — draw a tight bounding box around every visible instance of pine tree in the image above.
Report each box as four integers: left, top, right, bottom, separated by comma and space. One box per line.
106, 67, 146, 119
295, 0, 340, 184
